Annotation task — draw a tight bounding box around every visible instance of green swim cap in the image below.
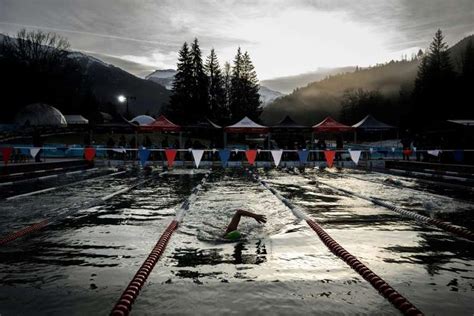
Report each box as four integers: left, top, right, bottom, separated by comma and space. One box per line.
225, 230, 241, 240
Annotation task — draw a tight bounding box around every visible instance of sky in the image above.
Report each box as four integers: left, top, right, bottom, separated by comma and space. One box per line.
0, 0, 473, 80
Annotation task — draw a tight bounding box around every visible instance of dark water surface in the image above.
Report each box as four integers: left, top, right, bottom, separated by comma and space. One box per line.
0, 168, 473, 315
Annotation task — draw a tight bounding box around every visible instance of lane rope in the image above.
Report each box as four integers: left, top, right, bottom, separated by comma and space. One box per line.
248, 169, 423, 316
0, 171, 167, 246
314, 176, 474, 242
5, 170, 126, 200
110, 170, 211, 316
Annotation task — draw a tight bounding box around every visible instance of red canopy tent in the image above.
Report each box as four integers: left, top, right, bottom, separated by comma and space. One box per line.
139, 115, 181, 132
312, 117, 354, 132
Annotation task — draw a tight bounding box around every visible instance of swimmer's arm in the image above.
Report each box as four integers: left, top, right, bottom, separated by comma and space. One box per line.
224, 210, 267, 235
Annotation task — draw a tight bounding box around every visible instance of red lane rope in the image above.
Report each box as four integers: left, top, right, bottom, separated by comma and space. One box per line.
248, 169, 423, 315
0, 219, 49, 246
110, 219, 178, 316
306, 219, 423, 316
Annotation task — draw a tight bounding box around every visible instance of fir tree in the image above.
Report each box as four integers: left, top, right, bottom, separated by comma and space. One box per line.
169, 42, 193, 122
204, 48, 228, 123
229, 48, 261, 121
223, 61, 232, 121
189, 38, 208, 122
413, 29, 455, 123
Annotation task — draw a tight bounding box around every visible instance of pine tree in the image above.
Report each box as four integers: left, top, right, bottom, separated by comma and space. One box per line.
189, 38, 208, 122
205, 49, 228, 123
413, 29, 455, 123
169, 42, 193, 122
223, 61, 232, 121
229, 48, 261, 121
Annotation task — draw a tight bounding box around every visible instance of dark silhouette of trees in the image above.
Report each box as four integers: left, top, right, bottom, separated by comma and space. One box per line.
190, 38, 209, 121
229, 48, 261, 121
0, 29, 99, 122
168, 42, 193, 121
340, 89, 394, 124
205, 48, 228, 123
413, 29, 456, 124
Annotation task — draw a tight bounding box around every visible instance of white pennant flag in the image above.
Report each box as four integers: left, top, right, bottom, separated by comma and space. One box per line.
349, 150, 361, 165
271, 150, 283, 166
113, 147, 126, 153
192, 150, 204, 168
30, 147, 41, 158
427, 150, 440, 157
391, 147, 396, 152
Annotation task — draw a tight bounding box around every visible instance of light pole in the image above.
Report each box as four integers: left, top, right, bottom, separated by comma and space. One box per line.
117, 95, 136, 119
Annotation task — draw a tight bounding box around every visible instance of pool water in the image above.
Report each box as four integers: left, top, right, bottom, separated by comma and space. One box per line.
0, 168, 473, 315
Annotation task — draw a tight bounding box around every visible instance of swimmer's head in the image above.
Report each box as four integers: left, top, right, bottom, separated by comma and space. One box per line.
224, 230, 241, 240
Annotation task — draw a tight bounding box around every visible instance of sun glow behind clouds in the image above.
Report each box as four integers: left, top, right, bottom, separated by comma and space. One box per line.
222, 9, 398, 79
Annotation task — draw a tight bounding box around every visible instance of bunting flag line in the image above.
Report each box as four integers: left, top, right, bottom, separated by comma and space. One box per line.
30, 147, 41, 158
349, 150, 361, 165
1, 147, 13, 165
324, 150, 336, 168
391, 147, 396, 152
84, 148, 96, 161
139, 148, 151, 166
219, 149, 230, 167
245, 149, 257, 165
271, 150, 283, 167
165, 149, 177, 167
298, 150, 309, 163
427, 150, 440, 157
192, 150, 204, 168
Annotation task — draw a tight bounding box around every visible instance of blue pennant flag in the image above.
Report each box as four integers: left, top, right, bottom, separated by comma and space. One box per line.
298, 150, 309, 163
454, 150, 464, 162
219, 149, 230, 167
139, 148, 151, 166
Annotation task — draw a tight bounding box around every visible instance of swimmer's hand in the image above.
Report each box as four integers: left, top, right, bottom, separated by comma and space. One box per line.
253, 214, 267, 224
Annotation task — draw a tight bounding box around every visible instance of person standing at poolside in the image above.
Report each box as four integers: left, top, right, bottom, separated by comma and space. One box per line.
223, 209, 266, 240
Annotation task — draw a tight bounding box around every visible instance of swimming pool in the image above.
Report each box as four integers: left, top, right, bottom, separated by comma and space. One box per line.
0, 167, 473, 315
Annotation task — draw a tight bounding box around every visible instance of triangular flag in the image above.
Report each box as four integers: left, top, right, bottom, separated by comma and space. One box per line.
454, 150, 463, 162
246, 149, 257, 165
30, 147, 41, 158
271, 150, 283, 166
192, 149, 204, 168
1, 147, 13, 165
402, 149, 412, 156
113, 147, 126, 153
298, 150, 309, 163
165, 149, 177, 167
391, 147, 395, 152
369, 148, 373, 153
324, 150, 336, 168
349, 150, 361, 165
219, 149, 230, 167
84, 148, 96, 161
427, 150, 440, 157
139, 148, 151, 166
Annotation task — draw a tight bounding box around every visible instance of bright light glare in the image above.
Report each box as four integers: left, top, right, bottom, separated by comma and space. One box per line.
117, 95, 126, 103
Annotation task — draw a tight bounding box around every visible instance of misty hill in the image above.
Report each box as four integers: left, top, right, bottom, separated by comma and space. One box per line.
68, 53, 170, 117
261, 34, 474, 125
261, 66, 356, 94
146, 69, 284, 106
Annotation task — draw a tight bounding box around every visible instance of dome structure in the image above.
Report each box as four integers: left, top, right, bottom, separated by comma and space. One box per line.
130, 115, 155, 126
15, 103, 67, 127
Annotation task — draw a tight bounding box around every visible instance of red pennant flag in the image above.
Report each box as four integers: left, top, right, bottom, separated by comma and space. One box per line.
324, 150, 336, 168
245, 149, 257, 165
403, 149, 412, 156
165, 149, 177, 167
1, 147, 13, 165
84, 148, 96, 161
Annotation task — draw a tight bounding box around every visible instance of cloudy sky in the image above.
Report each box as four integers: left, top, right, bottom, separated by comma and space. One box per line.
1, 0, 473, 79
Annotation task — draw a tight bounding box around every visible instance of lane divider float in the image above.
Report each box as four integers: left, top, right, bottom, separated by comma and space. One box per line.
110, 170, 211, 316
247, 169, 423, 316
5, 169, 126, 200
0, 171, 167, 246
314, 177, 474, 242
0, 167, 100, 187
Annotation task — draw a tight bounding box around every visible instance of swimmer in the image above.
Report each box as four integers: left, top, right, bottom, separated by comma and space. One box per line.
223, 209, 267, 240
383, 177, 402, 186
